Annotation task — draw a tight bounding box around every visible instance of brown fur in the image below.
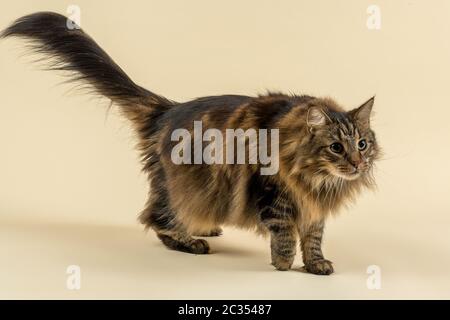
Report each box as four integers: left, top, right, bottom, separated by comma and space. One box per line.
2, 12, 381, 275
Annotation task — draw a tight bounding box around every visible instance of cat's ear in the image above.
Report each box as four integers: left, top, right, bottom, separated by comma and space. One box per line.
307, 107, 329, 128
350, 96, 374, 129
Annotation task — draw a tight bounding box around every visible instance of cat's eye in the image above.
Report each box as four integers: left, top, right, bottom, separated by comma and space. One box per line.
358, 139, 367, 151
330, 142, 344, 154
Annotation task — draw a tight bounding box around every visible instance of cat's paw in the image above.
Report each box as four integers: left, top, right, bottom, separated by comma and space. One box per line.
304, 259, 334, 275
191, 239, 211, 254
272, 255, 294, 271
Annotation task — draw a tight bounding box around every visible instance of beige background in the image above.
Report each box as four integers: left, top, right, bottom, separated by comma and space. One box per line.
1, 0, 449, 299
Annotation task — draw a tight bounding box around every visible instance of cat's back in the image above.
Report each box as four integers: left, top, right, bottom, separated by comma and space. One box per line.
162, 94, 253, 128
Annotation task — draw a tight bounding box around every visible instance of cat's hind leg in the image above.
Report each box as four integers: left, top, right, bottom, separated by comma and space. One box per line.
141, 204, 211, 254
139, 179, 210, 254
157, 232, 210, 254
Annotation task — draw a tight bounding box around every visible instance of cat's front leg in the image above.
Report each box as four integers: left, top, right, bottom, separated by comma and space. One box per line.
298, 220, 334, 275
259, 206, 297, 271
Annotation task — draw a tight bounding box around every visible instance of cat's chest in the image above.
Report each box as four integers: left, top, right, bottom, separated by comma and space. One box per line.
289, 180, 352, 221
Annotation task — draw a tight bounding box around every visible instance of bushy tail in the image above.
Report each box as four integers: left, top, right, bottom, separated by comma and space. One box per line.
1, 12, 174, 121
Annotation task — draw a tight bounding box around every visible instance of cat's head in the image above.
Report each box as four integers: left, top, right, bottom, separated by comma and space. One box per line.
305, 97, 380, 181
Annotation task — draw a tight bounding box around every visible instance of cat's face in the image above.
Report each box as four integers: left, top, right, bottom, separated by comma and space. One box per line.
306, 97, 379, 181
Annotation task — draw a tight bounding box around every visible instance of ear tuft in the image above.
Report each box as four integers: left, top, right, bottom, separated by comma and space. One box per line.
351, 96, 374, 128
307, 107, 328, 127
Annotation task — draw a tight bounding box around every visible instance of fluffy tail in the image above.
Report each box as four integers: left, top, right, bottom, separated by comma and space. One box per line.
1, 12, 174, 121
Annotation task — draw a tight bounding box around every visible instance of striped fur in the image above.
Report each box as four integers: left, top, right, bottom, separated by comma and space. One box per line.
2, 12, 380, 275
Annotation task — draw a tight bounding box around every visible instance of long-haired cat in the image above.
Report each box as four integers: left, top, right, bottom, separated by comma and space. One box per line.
2, 12, 380, 275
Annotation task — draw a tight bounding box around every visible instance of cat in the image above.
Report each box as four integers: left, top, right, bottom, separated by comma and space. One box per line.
2, 12, 380, 275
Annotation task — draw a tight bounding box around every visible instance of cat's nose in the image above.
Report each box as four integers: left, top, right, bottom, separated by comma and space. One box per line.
349, 154, 363, 169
